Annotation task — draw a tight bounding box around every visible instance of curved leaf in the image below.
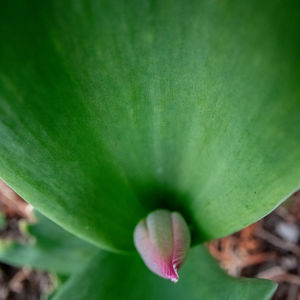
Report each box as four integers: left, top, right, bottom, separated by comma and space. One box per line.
0, 0, 299, 251
53, 246, 277, 300
0, 211, 97, 275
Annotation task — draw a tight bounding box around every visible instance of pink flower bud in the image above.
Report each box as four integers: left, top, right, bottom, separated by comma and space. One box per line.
134, 209, 191, 282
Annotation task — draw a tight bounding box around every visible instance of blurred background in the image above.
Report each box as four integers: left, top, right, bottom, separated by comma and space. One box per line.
0, 179, 299, 300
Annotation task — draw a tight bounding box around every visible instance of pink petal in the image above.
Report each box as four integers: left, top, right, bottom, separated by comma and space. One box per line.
134, 209, 191, 282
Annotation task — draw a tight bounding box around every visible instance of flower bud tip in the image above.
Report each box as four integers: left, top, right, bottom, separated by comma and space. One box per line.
134, 209, 191, 282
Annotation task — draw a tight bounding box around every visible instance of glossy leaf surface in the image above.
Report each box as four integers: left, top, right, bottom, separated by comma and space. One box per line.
0, 0, 299, 251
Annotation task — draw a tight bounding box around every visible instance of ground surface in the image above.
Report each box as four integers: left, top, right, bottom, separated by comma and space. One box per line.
0, 179, 299, 299
208, 191, 300, 300
0, 180, 52, 300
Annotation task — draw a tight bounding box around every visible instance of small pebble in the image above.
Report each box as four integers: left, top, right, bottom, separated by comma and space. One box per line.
275, 222, 299, 243
281, 256, 297, 270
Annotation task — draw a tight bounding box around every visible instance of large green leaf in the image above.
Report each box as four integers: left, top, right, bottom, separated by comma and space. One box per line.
0, 211, 97, 275
53, 246, 276, 300
0, 209, 276, 299
0, 0, 299, 251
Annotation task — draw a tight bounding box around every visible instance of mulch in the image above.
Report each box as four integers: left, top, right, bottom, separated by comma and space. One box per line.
0, 181, 52, 300
208, 191, 300, 300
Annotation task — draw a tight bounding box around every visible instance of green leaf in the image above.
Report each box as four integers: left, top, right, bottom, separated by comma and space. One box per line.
0, 211, 98, 275
0, 212, 276, 299
53, 246, 277, 300
0, 0, 299, 251
0, 211, 6, 230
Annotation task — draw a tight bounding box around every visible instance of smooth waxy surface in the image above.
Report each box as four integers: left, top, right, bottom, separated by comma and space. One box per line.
0, 0, 299, 251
